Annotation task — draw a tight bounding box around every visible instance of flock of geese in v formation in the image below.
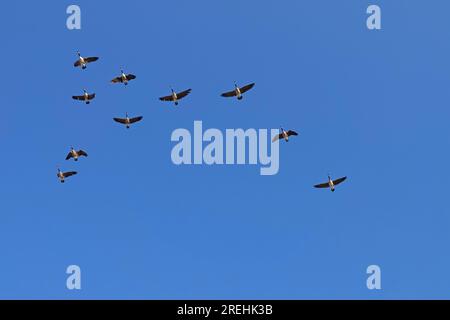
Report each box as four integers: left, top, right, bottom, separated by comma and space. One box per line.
58, 51, 347, 192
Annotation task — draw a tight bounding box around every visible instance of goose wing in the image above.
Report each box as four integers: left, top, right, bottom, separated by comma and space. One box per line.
72, 95, 84, 101
332, 176, 347, 186
77, 150, 88, 157
84, 57, 99, 63
176, 89, 192, 100
159, 94, 175, 101
314, 182, 330, 188
239, 83, 255, 94
111, 76, 123, 83
286, 130, 298, 137
221, 89, 237, 97
129, 116, 143, 124
113, 117, 127, 124
87, 93, 96, 100
65, 152, 74, 160
74, 60, 82, 67
272, 133, 284, 142
63, 171, 77, 178
126, 74, 136, 81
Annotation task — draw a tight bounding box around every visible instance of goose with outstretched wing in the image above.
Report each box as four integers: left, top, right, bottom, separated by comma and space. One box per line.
113, 113, 143, 129
111, 69, 136, 86
159, 88, 191, 106
57, 168, 77, 183
221, 82, 255, 100
314, 175, 347, 192
73, 51, 99, 69
66, 147, 88, 161
72, 89, 95, 104
272, 127, 298, 142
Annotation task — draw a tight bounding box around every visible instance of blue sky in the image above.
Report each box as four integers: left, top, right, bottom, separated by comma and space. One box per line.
1, 0, 450, 299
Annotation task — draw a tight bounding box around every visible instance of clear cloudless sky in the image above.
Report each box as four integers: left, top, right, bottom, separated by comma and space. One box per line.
0, 0, 450, 299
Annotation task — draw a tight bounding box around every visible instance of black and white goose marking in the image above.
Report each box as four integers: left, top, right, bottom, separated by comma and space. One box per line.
159, 88, 192, 106
314, 175, 347, 192
221, 82, 255, 100
73, 51, 99, 70
66, 147, 88, 161
57, 168, 77, 183
72, 89, 96, 104
113, 113, 143, 129
111, 69, 136, 86
272, 127, 298, 142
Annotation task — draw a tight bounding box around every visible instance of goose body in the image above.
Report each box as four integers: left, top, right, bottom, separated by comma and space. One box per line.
314, 175, 347, 192
72, 89, 95, 104
111, 70, 136, 85
328, 177, 334, 190
221, 82, 255, 100
121, 72, 127, 83
236, 86, 242, 99
172, 90, 178, 103
113, 113, 143, 129
272, 127, 298, 142
66, 147, 88, 161
159, 88, 191, 106
73, 51, 99, 69
57, 169, 77, 183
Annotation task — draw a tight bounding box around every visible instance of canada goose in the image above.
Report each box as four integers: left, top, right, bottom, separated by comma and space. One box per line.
66, 147, 88, 161
72, 89, 95, 104
221, 82, 255, 100
314, 175, 347, 192
57, 168, 77, 183
73, 51, 99, 69
159, 88, 192, 106
113, 113, 143, 129
111, 69, 136, 86
272, 127, 298, 142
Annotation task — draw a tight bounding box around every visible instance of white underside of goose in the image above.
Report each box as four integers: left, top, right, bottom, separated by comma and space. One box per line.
329, 180, 334, 191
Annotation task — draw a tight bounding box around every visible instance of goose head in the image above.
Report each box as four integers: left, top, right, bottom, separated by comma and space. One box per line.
77, 51, 81, 57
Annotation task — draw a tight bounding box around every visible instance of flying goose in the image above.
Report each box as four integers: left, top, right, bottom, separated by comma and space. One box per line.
57, 168, 77, 183
113, 113, 143, 129
73, 51, 99, 69
159, 88, 192, 106
221, 82, 255, 100
111, 69, 136, 85
314, 175, 347, 192
72, 89, 96, 104
272, 127, 298, 142
66, 147, 88, 161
